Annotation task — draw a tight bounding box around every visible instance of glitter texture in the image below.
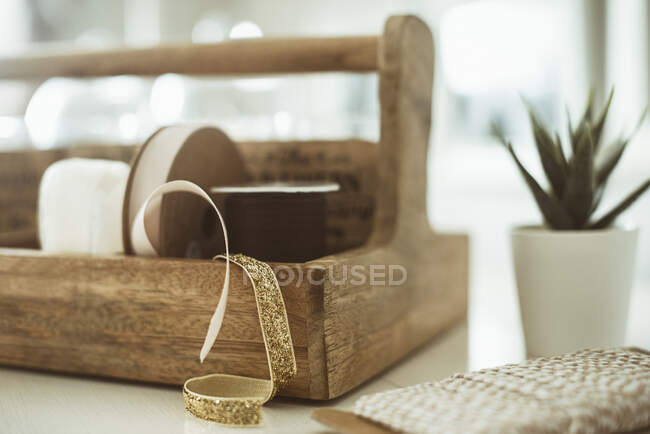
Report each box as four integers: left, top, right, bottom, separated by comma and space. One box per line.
183, 393, 263, 426
183, 254, 296, 426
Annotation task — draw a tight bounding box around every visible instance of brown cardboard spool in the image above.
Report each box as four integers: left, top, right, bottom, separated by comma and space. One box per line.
212, 182, 339, 262
122, 126, 248, 258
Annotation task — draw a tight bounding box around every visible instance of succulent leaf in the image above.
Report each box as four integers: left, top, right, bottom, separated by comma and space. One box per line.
588, 179, 650, 229
591, 88, 614, 152
505, 142, 575, 229
596, 138, 628, 187
583, 88, 595, 120
528, 109, 567, 197
596, 109, 646, 187
590, 186, 605, 215
506, 92, 649, 230
566, 106, 574, 147
554, 133, 568, 173
570, 90, 595, 152
562, 126, 594, 227
490, 121, 508, 145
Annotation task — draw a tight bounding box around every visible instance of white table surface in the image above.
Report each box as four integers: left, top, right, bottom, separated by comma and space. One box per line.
1, 274, 648, 434
0, 323, 466, 434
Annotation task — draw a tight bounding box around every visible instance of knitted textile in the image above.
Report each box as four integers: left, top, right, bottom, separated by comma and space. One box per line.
355, 348, 650, 433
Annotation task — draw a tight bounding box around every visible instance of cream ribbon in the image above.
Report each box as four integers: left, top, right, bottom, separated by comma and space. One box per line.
130, 180, 296, 426
130, 179, 229, 362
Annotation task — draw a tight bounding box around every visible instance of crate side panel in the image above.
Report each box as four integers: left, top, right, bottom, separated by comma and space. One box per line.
0, 250, 312, 397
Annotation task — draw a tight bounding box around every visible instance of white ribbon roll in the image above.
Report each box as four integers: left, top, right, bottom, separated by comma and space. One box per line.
38, 158, 130, 254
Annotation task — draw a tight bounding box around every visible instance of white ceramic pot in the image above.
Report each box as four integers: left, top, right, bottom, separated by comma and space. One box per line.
511, 225, 638, 357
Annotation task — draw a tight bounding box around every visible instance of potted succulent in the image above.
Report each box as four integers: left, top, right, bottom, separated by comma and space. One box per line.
496, 90, 650, 357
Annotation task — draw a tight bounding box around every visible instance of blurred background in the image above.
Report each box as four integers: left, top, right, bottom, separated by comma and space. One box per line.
0, 0, 648, 367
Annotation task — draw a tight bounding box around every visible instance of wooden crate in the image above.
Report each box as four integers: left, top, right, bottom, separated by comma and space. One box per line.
0, 15, 468, 399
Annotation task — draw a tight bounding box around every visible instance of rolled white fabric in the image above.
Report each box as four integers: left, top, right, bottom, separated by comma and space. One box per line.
38, 158, 130, 254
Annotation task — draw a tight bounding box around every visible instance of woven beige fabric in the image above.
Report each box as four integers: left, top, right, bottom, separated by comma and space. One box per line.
354, 348, 650, 434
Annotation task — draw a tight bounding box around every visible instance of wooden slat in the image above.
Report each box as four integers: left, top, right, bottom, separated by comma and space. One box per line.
0, 36, 378, 79
0, 248, 314, 398
0, 227, 468, 400
313, 235, 468, 398
0, 140, 377, 255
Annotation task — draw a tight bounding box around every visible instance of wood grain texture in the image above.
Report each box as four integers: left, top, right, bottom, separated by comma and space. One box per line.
0, 15, 468, 400
0, 249, 313, 398
0, 37, 378, 79
312, 408, 396, 434
236, 139, 378, 254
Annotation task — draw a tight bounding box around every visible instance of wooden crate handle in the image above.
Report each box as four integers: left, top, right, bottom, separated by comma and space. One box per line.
372, 15, 434, 246
0, 36, 378, 78
0, 14, 435, 248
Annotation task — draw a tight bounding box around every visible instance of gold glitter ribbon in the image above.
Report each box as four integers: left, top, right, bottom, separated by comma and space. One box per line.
129, 179, 295, 425
183, 254, 297, 426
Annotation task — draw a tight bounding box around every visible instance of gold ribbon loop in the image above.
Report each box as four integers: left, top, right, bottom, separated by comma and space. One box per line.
183, 254, 297, 426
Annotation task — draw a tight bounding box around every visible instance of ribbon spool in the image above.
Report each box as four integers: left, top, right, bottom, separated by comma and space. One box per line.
122, 125, 248, 258
38, 158, 130, 254
212, 182, 339, 262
